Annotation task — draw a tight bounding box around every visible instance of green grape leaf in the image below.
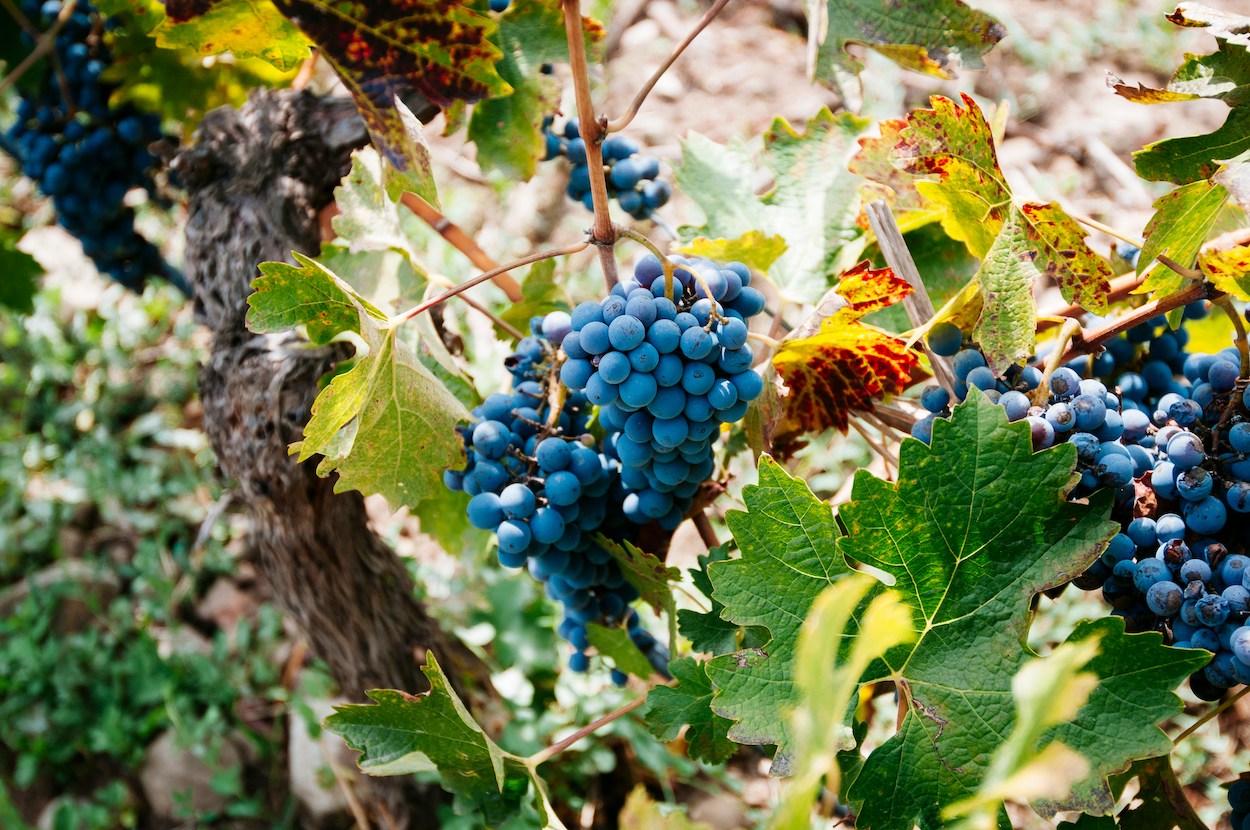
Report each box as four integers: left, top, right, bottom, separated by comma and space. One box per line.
0, 231, 39, 314
1135, 106, 1250, 185
973, 208, 1041, 374
325, 654, 565, 828
677, 548, 745, 656
247, 256, 389, 345
643, 657, 737, 765
500, 260, 569, 338
593, 535, 679, 619
157, 0, 310, 70
675, 231, 789, 275
332, 149, 425, 265
1198, 243, 1250, 301
267, 0, 511, 204
1110, 41, 1250, 106
808, 0, 1004, 94
704, 456, 845, 769
1135, 179, 1229, 301
835, 395, 1199, 830
1119, 5, 1250, 183
586, 623, 655, 678
676, 109, 870, 303
943, 638, 1101, 828
468, 0, 601, 180
1033, 621, 1210, 818
247, 254, 470, 508
772, 576, 914, 830
619, 786, 711, 830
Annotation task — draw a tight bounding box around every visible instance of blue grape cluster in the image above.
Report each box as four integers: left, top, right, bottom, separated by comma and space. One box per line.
1229, 779, 1250, 829
444, 324, 661, 678
555, 255, 766, 529
914, 309, 1250, 699
541, 118, 671, 220
4, 0, 175, 292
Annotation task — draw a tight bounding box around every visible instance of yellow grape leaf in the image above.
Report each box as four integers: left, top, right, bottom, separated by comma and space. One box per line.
1198, 244, 1250, 301
619, 786, 710, 830
773, 262, 918, 434
675, 231, 788, 274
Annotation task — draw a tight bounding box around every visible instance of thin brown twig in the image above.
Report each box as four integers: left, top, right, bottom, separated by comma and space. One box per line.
606, 0, 732, 132
1174, 685, 1250, 745
562, 0, 619, 290
456, 291, 526, 340
400, 192, 522, 301
292, 51, 320, 91
394, 241, 589, 324
1, 0, 39, 38
0, 0, 75, 99
528, 694, 648, 767
692, 510, 719, 549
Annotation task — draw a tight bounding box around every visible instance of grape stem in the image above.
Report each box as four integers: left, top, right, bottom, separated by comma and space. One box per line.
454, 292, 527, 341
1066, 209, 1144, 249
400, 193, 523, 302
1173, 684, 1250, 745
1032, 317, 1082, 406
692, 510, 719, 549
606, 0, 732, 133
561, 0, 619, 291
747, 331, 782, 350
1156, 254, 1203, 281
0, 0, 40, 39
1036, 270, 1146, 330
527, 694, 649, 767
0, 0, 76, 100
851, 418, 897, 479
393, 241, 589, 324
292, 51, 320, 91
545, 352, 568, 430
614, 224, 682, 302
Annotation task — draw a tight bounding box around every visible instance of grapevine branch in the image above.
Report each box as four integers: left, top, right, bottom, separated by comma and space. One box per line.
0, 0, 75, 100
0, 0, 39, 39
394, 241, 589, 324
692, 510, 719, 549
527, 694, 648, 766
400, 192, 522, 302
606, 0, 732, 132
561, 0, 619, 291
1055, 281, 1209, 365
1174, 685, 1250, 745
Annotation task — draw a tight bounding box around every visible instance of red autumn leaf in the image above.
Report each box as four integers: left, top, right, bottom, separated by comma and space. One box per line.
773, 262, 919, 435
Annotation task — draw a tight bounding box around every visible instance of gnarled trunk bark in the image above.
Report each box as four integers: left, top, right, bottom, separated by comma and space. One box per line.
174, 89, 493, 827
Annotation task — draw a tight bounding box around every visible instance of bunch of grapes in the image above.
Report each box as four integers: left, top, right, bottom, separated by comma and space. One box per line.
4, 0, 177, 292
557, 255, 766, 528
444, 323, 661, 678
913, 309, 1250, 698
1229, 778, 1250, 829
541, 118, 671, 220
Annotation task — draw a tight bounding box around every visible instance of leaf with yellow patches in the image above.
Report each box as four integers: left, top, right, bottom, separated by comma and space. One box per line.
773, 262, 918, 435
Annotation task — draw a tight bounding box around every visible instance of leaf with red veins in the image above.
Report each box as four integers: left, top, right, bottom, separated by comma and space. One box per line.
773, 262, 919, 435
